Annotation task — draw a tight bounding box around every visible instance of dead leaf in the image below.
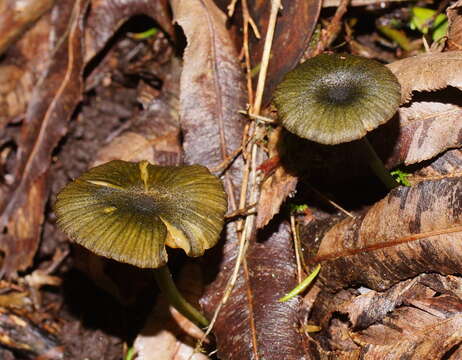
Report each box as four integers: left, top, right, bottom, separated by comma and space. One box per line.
384, 101, 462, 166
0, 14, 52, 127
171, 0, 246, 182
84, 0, 173, 62
352, 296, 462, 359
387, 51, 462, 104
201, 221, 305, 360
256, 127, 297, 228
304, 177, 462, 292
410, 149, 462, 185
249, 0, 322, 106
0, 307, 63, 359
0, 0, 88, 276
94, 59, 182, 167
447, 0, 462, 51
0, 0, 55, 55
307, 274, 462, 358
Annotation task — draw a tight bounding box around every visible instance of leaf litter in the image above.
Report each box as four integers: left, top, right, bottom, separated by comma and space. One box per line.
1, 0, 462, 359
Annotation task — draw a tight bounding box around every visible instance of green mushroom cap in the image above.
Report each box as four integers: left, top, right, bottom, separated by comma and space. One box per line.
273, 53, 401, 145
54, 160, 227, 269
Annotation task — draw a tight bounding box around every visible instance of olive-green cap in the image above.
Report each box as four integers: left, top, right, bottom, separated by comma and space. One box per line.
273, 53, 401, 145
54, 160, 227, 268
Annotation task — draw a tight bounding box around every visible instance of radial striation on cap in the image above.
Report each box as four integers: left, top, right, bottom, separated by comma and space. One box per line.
54, 160, 228, 269
273, 53, 401, 145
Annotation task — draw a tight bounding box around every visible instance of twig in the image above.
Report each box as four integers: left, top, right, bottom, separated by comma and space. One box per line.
225, 202, 257, 220
311, 0, 350, 56
227, 0, 239, 17
239, 110, 277, 123
209, 146, 243, 174
201, 0, 282, 347
307, 183, 355, 219
290, 214, 304, 283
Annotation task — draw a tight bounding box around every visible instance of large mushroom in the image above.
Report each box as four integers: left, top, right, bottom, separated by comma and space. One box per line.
273, 53, 401, 189
54, 160, 227, 327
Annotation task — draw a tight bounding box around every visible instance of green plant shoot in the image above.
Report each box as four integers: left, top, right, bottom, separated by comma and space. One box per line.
278, 264, 321, 302
410, 7, 448, 41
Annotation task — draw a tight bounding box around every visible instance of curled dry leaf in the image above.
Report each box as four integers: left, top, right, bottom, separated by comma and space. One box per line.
170, 0, 246, 183
0, 0, 55, 55
303, 177, 462, 292
307, 274, 462, 358
84, 0, 173, 62
383, 101, 462, 166
447, 0, 462, 51
410, 149, 462, 185
0, 0, 88, 276
386, 51, 462, 104
256, 127, 297, 229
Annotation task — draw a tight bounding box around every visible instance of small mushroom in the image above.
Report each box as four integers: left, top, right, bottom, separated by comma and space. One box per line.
54, 160, 227, 327
273, 53, 401, 189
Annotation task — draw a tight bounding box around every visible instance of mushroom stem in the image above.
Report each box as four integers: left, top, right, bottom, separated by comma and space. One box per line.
359, 137, 399, 190
153, 265, 209, 328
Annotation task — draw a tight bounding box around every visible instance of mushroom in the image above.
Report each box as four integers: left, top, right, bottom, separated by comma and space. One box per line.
273, 53, 401, 189
54, 160, 227, 327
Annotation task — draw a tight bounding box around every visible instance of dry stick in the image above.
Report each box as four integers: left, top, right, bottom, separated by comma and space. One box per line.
227, 0, 238, 17
312, 0, 350, 56
306, 183, 355, 219
201, 0, 282, 347
290, 214, 304, 283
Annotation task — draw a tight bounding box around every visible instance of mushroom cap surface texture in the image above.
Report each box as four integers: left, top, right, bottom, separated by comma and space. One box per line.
273, 53, 401, 145
54, 160, 227, 268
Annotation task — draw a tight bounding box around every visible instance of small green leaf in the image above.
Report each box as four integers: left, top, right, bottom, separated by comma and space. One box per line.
391, 169, 411, 187
410, 7, 448, 41
278, 264, 321, 302
55, 160, 227, 268
289, 203, 309, 214
129, 27, 159, 40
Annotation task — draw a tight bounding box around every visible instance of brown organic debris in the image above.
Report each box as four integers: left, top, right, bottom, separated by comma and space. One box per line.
387, 51, 462, 104
305, 178, 462, 291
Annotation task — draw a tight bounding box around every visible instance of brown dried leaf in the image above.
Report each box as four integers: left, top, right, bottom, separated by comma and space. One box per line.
0, 14, 52, 127
94, 59, 182, 167
85, 0, 173, 62
0, 307, 63, 359
171, 0, 246, 177
303, 177, 462, 292
386, 51, 462, 104
383, 101, 462, 166
410, 149, 462, 185
201, 222, 305, 360
0, 0, 55, 55
447, 0, 462, 51
352, 296, 462, 358
0, 0, 88, 276
256, 127, 297, 228
308, 274, 462, 358
249, 0, 322, 106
